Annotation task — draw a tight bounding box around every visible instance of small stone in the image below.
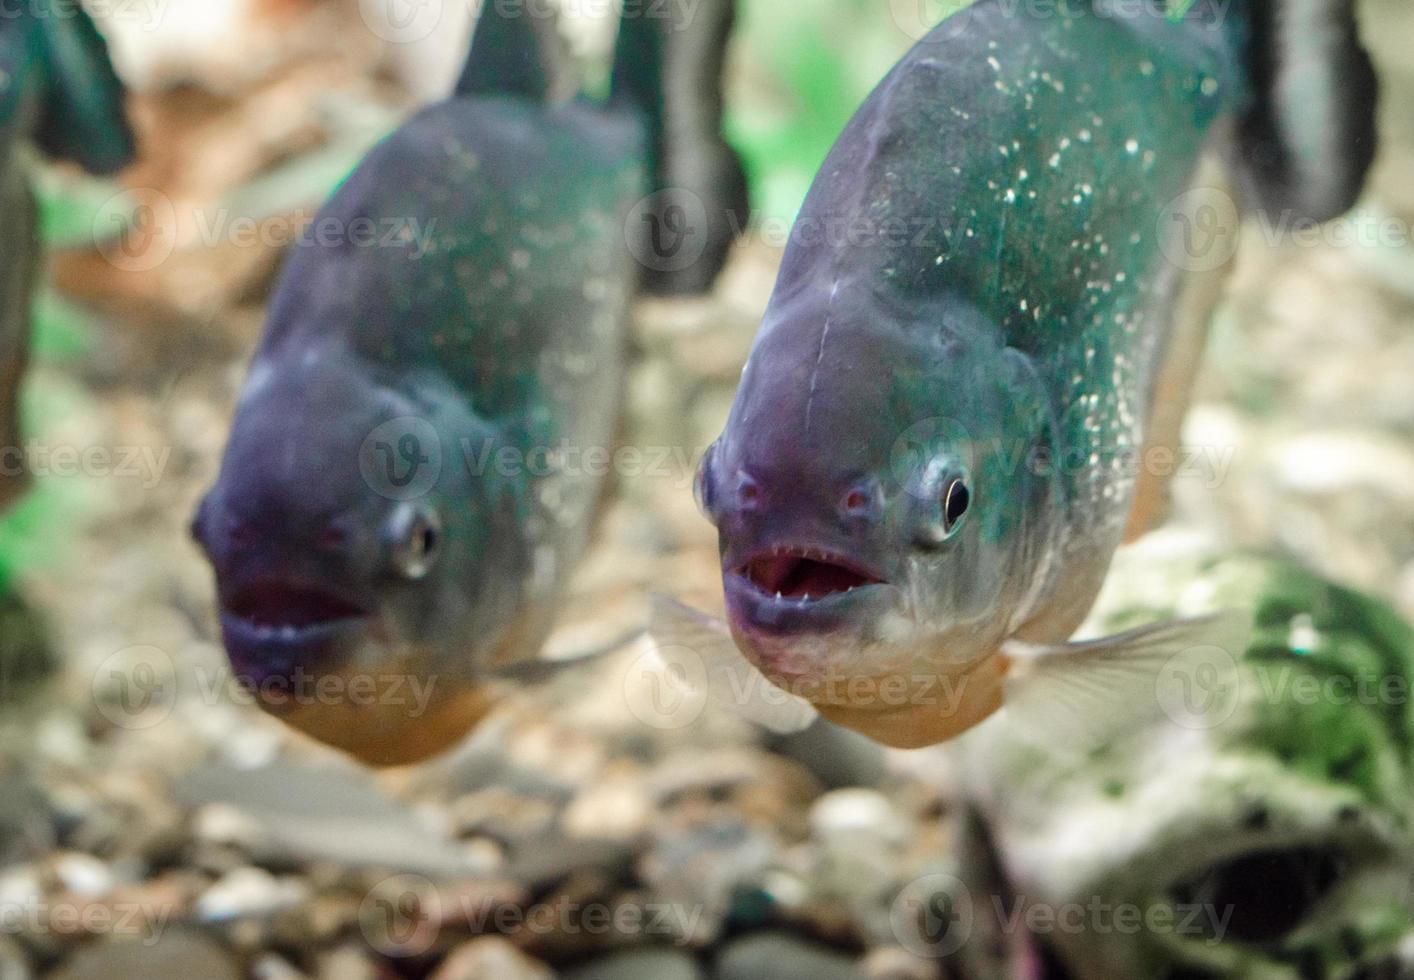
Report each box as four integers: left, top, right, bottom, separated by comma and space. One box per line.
564, 947, 703, 980
861, 947, 944, 980
197, 867, 309, 922
315, 944, 379, 980
48, 929, 240, 980
0, 937, 31, 980
715, 933, 865, 980
430, 936, 554, 980
52, 853, 117, 899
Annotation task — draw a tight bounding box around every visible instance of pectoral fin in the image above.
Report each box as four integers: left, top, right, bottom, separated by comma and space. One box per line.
649, 595, 819, 734
1001, 611, 1249, 755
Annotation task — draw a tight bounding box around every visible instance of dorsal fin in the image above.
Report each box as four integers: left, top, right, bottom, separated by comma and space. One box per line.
608, 0, 749, 295
454, 2, 561, 101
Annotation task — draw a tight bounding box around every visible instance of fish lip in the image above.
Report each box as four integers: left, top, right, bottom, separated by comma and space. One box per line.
217, 579, 375, 696
724, 567, 891, 639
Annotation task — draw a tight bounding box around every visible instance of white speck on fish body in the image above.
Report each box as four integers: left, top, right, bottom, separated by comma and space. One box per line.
1125, 138, 1139, 154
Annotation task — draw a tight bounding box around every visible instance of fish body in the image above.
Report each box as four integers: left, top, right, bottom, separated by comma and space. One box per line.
0, 9, 133, 510
195, 3, 746, 765
681, 0, 1377, 748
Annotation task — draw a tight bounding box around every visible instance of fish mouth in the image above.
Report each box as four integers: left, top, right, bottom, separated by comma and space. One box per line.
218, 581, 374, 694
734, 546, 887, 602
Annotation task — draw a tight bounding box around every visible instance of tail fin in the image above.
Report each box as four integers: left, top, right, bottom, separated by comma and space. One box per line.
1234, 0, 1377, 222
611, 0, 749, 296
455, 1, 563, 102
32, 7, 136, 175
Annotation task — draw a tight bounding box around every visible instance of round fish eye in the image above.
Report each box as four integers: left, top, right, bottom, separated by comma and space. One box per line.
943, 477, 971, 533
387, 502, 442, 580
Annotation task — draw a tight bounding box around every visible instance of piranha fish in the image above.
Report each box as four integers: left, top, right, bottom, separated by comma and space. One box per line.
0, 7, 134, 509
192, 1, 747, 765
657, 0, 1377, 749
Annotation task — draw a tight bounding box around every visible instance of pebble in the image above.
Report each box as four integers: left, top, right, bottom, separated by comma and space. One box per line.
0, 938, 30, 980
48, 929, 240, 980
430, 936, 555, 980
714, 933, 866, 980
197, 867, 310, 922
564, 947, 703, 980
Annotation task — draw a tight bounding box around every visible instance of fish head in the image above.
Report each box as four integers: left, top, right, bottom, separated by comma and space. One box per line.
192, 349, 514, 764
698, 283, 1062, 726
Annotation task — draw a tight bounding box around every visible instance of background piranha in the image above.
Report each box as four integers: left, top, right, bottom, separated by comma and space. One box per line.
665, 0, 1380, 749
192, 0, 747, 766
0, 6, 135, 510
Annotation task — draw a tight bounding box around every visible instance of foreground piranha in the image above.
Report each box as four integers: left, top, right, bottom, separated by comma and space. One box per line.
661, 0, 1378, 748
193, 2, 746, 765
0, 8, 134, 509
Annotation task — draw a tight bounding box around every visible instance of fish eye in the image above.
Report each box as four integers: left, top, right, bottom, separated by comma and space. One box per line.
943, 477, 971, 533
386, 502, 442, 580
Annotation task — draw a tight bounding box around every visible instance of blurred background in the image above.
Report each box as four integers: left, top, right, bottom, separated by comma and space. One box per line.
1, 1, 1413, 978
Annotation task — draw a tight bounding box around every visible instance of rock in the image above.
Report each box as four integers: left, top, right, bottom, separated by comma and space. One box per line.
52, 853, 117, 899
175, 762, 475, 876
714, 933, 865, 980
561, 768, 653, 842
314, 943, 379, 980
505, 836, 635, 894
0, 769, 53, 867
641, 819, 778, 943
563, 947, 703, 980
0, 589, 55, 702
197, 867, 309, 922
250, 954, 309, 980
860, 947, 944, 980
767, 721, 887, 791
0, 937, 31, 980
430, 937, 554, 980
49, 929, 240, 980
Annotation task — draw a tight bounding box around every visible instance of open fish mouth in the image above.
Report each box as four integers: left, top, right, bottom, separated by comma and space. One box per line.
734, 546, 886, 602
218, 581, 375, 692
223, 581, 370, 636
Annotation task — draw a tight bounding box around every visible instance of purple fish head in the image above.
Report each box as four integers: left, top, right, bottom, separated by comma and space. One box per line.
191, 348, 518, 765
698, 281, 1063, 717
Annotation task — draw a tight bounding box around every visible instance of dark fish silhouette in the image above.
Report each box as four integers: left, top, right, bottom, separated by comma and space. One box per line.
0, 7, 135, 508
